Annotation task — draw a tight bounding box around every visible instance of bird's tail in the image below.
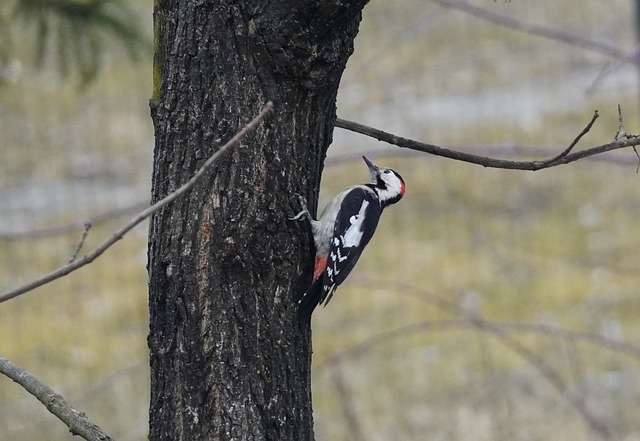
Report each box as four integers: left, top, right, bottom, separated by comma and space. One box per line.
297, 277, 323, 320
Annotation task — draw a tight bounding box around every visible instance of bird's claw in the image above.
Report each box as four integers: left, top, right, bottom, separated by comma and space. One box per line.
289, 193, 311, 221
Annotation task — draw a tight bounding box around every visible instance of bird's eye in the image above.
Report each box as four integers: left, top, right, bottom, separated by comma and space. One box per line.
383, 169, 391, 174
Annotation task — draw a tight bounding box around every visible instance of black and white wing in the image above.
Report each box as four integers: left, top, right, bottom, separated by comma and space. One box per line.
319, 187, 382, 305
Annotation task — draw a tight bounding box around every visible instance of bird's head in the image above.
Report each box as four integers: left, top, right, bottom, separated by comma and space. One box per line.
363, 155, 405, 207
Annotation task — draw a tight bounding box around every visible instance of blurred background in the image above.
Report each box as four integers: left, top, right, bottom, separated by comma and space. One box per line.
1, 1, 640, 440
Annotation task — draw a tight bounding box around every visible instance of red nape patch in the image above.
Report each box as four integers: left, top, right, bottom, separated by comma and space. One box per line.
313, 255, 328, 281
400, 181, 406, 198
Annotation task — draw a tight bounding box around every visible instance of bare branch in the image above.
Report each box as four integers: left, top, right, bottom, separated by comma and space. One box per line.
586, 44, 640, 94
0, 355, 113, 441
431, 0, 636, 64
472, 319, 615, 439
0, 102, 274, 303
335, 111, 640, 170
316, 317, 640, 370
384, 279, 640, 359
319, 280, 627, 439
326, 144, 638, 167
321, 320, 616, 437
385, 280, 624, 438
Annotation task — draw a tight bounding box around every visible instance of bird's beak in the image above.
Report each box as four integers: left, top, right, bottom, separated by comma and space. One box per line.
362, 155, 380, 179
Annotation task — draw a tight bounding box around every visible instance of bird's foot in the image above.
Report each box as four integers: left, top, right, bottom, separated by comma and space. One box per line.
289, 193, 312, 221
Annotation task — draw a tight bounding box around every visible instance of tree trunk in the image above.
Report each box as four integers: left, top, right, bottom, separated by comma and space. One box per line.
148, 1, 368, 440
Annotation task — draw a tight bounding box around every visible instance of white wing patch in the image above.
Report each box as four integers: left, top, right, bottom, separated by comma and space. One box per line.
342, 200, 369, 247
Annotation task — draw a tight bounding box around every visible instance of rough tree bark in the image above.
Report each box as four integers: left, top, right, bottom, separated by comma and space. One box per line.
148, 1, 369, 440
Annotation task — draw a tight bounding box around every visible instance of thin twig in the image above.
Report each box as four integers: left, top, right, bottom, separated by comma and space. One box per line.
335, 111, 640, 170
0, 102, 274, 303
0, 355, 113, 441
613, 104, 640, 173
68, 221, 92, 263
542, 110, 599, 165
614, 104, 626, 141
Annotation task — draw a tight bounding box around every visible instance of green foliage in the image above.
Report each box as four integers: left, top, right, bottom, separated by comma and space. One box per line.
1, 0, 150, 86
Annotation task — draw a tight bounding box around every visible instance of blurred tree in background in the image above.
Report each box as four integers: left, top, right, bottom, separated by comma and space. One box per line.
0, 0, 149, 85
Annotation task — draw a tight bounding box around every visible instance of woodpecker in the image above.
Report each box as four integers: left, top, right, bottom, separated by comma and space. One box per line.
291, 155, 405, 317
